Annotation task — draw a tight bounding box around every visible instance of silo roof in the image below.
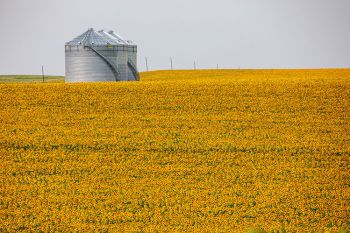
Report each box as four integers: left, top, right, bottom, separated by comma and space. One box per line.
108, 30, 135, 45
99, 30, 128, 45
65, 28, 131, 46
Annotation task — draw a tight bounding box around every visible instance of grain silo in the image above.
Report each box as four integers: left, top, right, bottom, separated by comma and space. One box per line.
65, 28, 139, 82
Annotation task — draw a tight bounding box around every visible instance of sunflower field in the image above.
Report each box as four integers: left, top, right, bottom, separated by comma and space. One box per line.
1, 69, 349, 232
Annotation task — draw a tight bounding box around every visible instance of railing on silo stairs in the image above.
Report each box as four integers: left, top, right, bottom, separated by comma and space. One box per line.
85, 45, 121, 81
127, 59, 140, 81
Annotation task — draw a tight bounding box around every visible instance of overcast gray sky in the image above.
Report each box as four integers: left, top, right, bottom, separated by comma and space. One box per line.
0, 0, 349, 75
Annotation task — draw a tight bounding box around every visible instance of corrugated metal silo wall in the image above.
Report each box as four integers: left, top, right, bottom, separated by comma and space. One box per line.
127, 45, 138, 81
65, 46, 117, 82
114, 45, 128, 81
